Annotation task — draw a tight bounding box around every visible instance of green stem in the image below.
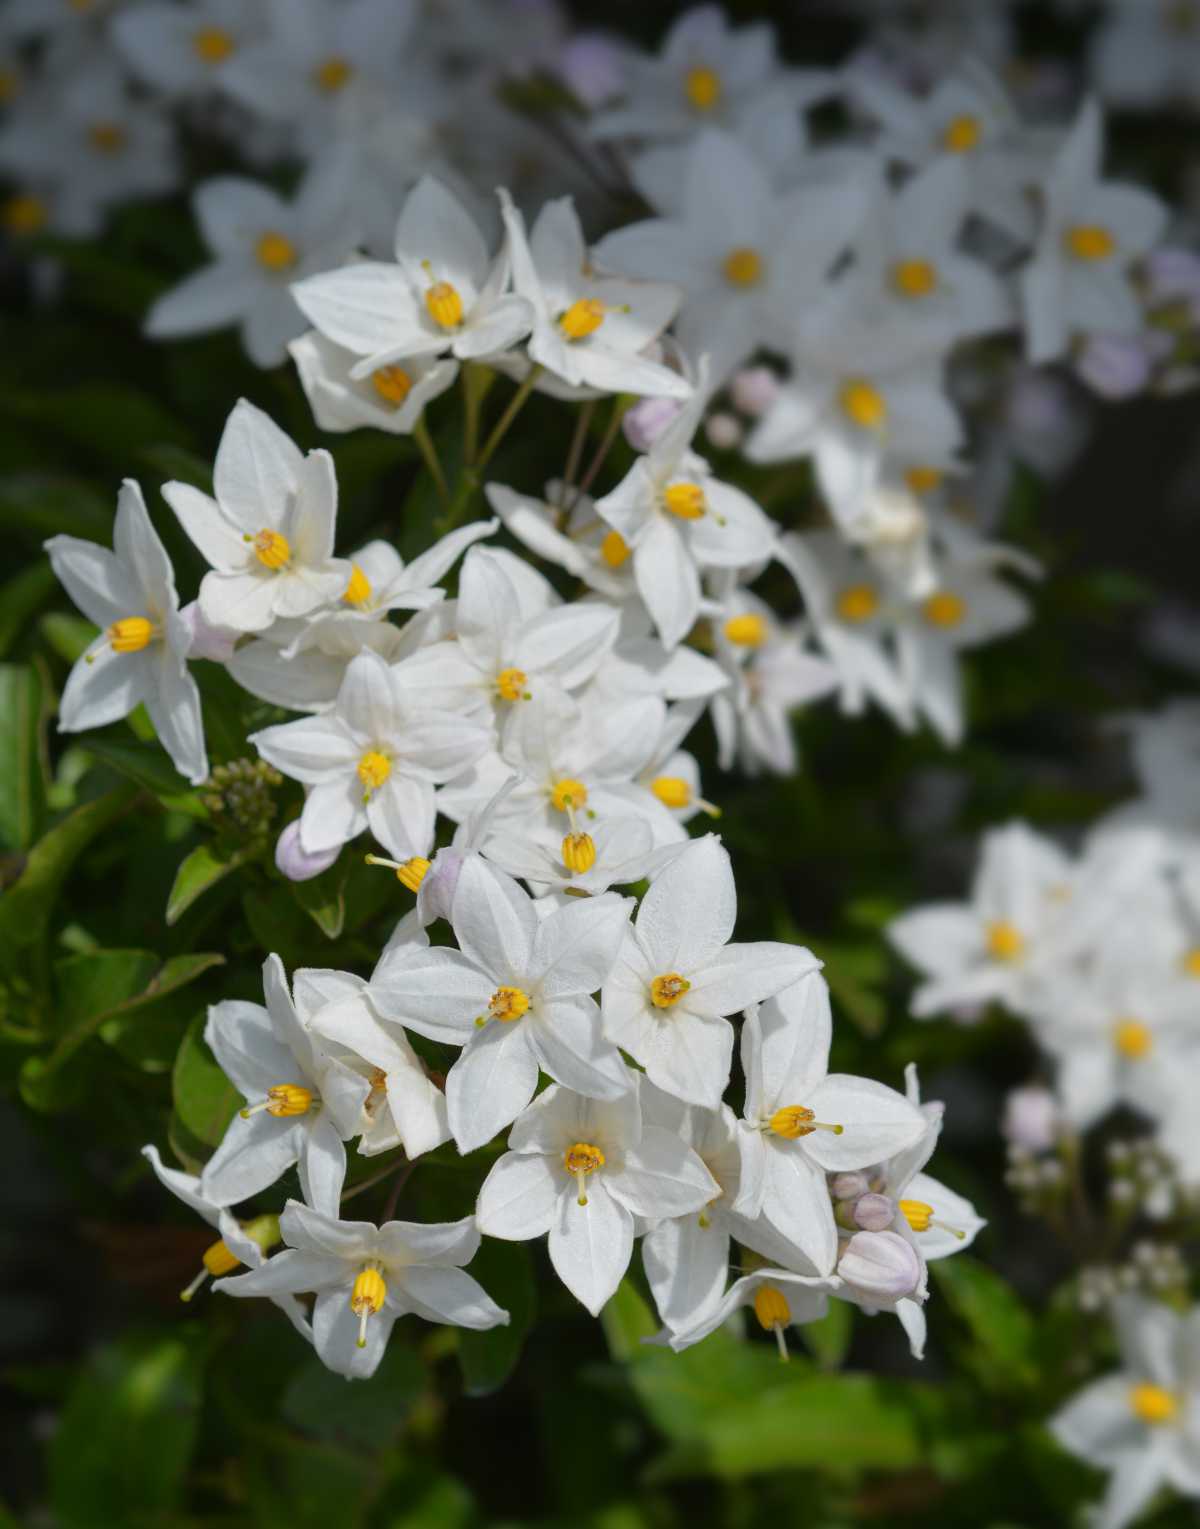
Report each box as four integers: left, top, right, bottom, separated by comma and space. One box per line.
412, 417, 450, 509
474, 365, 542, 474
571, 393, 629, 505
556, 399, 596, 515
461, 361, 493, 464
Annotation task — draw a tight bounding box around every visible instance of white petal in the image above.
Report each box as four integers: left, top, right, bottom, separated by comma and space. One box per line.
760, 1144, 839, 1274
476, 1151, 560, 1240
213, 398, 304, 533
802, 1075, 927, 1171
548, 1182, 634, 1316
642, 1213, 730, 1333
396, 1264, 509, 1331
606, 1125, 718, 1218
451, 854, 537, 981
533, 893, 632, 998
446, 1021, 539, 1152
530, 995, 632, 1100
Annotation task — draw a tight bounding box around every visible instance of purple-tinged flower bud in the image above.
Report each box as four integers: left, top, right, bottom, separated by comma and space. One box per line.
837, 1231, 921, 1303
730, 366, 779, 417
180, 600, 238, 663
1001, 1085, 1059, 1153
622, 396, 681, 453
559, 34, 625, 106
829, 1171, 870, 1201
274, 820, 339, 882
1145, 247, 1200, 305
853, 1193, 896, 1232
704, 412, 742, 450
1074, 334, 1153, 400
418, 847, 465, 925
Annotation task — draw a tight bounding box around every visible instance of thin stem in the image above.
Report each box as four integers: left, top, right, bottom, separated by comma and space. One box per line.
412, 417, 450, 509
556, 399, 596, 513
571, 393, 628, 506
474, 365, 542, 474
340, 1156, 409, 1204
381, 1156, 418, 1223
461, 362, 492, 464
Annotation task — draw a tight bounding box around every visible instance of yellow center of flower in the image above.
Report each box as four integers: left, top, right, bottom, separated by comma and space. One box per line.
1130, 1383, 1179, 1424
1065, 225, 1116, 262
315, 55, 353, 93
839, 379, 887, 430
489, 986, 531, 1022
835, 584, 880, 623
899, 1199, 934, 1232
255, 231, 297, 271
350, 1264, 386, 1348
663, 482, 707, 520
425, 280, 464, 329
496, 666, 528, 702
723, 613, 766, 647
559, 297, 607, 340
768, 1104, 844, 1139
2, 194, 46, 235
202, 1238, 241, 1277
722, 247, 763, 287
923, 591, 967, 627
753, 1284, 791, 1331
564, 1141, 605, 1204
343, 564, 372, 606
905, 465, 943, 495
892, 258, 938, 298
89, 121, 127, 155
371, 364, 413, 405
1183, 947, 1200, 978
985, 920, 1025, 961
943, 114, 981, 153
651, 973, 690, 1008
684, 65, 721, 112
562, 832, 596, 874
107, 616, 155, 653
357, 751, 392, 793
651, 775, 691, 809
395, 856, 430, 893
550, 778, 588, 812
246, 1083, 314, 1118
1115, 1019, 1152, 1059
0, 69, 20, 102
193, 26, 235, 63
252, 528, 291, 568
600, 530, 631, 568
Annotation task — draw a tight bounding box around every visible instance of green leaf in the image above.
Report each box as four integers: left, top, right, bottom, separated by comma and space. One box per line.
83, 734, 207, 819
289, 860, 346, 939
166, 841, 251, 925
0, 384, 191, 469
281, 1341, 425, 1451
931, 1256, 1038, 1392
172, 1010, 238, 1147
48, 1328, 206, 1527
456, 1239, 536, 1396
0, 474, 112, 546
0, 560, 57, 659
0, 664, 45, 851
40, 611, 97, 665
798, 1296, 854, 1370
138, 443, 213, 495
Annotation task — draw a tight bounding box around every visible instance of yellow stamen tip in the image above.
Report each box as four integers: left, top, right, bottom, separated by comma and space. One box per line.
254, 232, 296, 272
343, 563, 372, 606
107, 616, 155, 653
562, 832, 596, 874
722, 613, 767, 647
891, 258, 937, 298
397, 856, 430, 894
371, 365, 413, 406
1114, 1018, 1152, 1059
684, 65, 722, 112
550, 778, 588, 813
922, 590, 967, 628
1129, 1383, 1179, 1425
315, 55, 353, 93
722, 247, 763, 287
839, 379, 887, 431
1065, 225, 1115, 262
942, 114, 981, 153
252, 527, 291, 568
193, 26, 235, 63
663, 482, 706, 520
600, 529, 631, 568
905, 465, 943, 495
899, 1199, 933, 1233
651, 775, 691, 810
357, 750, 392, 793
88, 121, 127, 156
559, 297, 607, 340
835, 583, 880, 623
650, 972, 690, 1009
2, 194, 47, 235
985, 920, 1025, 962
425, 280, 464, 330
496, 666, 528, 702
768, 1105, 815, 1140
753, 1285, 791, 1332
489, 985, 530, 1023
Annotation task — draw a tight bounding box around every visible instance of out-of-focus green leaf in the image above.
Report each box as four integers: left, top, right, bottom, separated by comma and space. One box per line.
166, 841, 251, 925
138, 443, 214, 494
0, 663, 45, 851
799, 1296, 854, 1370
0, 474, 112, 545
0, 384, 191, 468
370, 1462, 475, 1529
0, 561, 57, 659
282, 1342, 425, 1451
172, 1010, 238, 1147
290, 860, 346, 939
40, 612, 97, 665
456, 1238, 536, 1397
931, 1257, 1037, 1393
83, 734, 207, 819
48, 1327, 206, 1527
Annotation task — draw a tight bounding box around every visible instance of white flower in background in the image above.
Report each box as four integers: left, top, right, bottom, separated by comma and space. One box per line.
601, 835, 819, 1108
656, 1265, 837, 1357
112, 0, 267, 99
1090, 1, 1200, 113
292, 176, 534, 372
250, 649, 492, 861
499, 190, 690, 399
481, 815, 667, 900
372, 856, 633, 1151
200, 955, 371, 1214
736, 973, 927, 1275
1021, 99, 1168, 365
164, 400, 351, 633
476, 1081, 717, 1316
888, 821, 1075, 1019
290, 331, 458, 435
146, 164, 359, 368
1050, 1297, 1200, 1529
217, 1199, 507, 1380
315, 520, 497, 630
485, 481, 641, 605
44, 479, 208, 786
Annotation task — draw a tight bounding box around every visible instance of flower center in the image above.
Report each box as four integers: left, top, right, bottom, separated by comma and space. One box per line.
425, 280, 464, 330
684, 65, 721, 112
251, 528, 291, 568
835, 584, 879, 623
107, 616, 155, 653
722, 247, 763, 287
723, 613, 766, 647
753, 1285, 792, 1360
3, 194, 46, 235
1114, 1018, 1152, 1059
985, 920, 1024, 961
923, 591, 967, 627
564, 1141, 606, 1205
943, 114, 981, 153
840, 380, 887, 430
562, 832, 596, 874
193, 26, 235, 63
550, 778, 588, 813
768, 1104, 843, 1139
240, 1083, 314, 1119
179, 1213, 279, 1302
1129, 1383, 1179, 1424
650, 973, 690, 1008
343, 564, 372, 606
88, 121, 127, 155
371, 365, 413, 405
905, 465, 943, 495
1065, 225, 1115, 262
1183, 947, 1200, 978
899, 1199, 933, 1232
559, 298, 607, 340
663, 482, 706, 520
600, 530, 631, 567
488, 986, 531, 1023
350, 1264, 387, 1348
397, 856, 430, 893
891, 258, 937, 298
496, 666, 529, 702
651, 775, 691, 809
357, 751, 392, 794
255, 231, 296, 272
315, 55, 353, 93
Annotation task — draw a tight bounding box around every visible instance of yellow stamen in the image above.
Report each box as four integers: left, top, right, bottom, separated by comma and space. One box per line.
371, 365, 413, 405
1183, 947, 1200, 978
241, 1084, 314, 1119
835, 584, 879, 623
663, 482, 706, 520
550, 778, 588, 813
255, 232, 296, 272
2, 194, 46, 235
496, 666, 529, 702
562, 832, 596, 874
651, 775, 691, 810
343, 564, 372, 606
600, 530, 631, 568
107, 616, 155, 653
488, 986, 530, 1023
905, 465, 943, 495
559, 298, 607, 340
722, 247, 763, 287
684, 65, 721, 112
840, 379, 887, 430
357, 751, 392, 794
942, 114, 981, 153
424, 280, 464, 330
923, 590, 967, 627
564, 1141, 605, 1205
899, 1199, 933, 1232
193, 26, 235, 63
985, 920, 1025, 962
315, 55, 353, 93
650, 973, 690, 1009
1065, 225, 1115, 262
768, 1104, 843, 1139
397, 856, 430, 893
251, 528, 291, 569
753, 1285, 792, 1361
1115, 1019, 1152, 1060
88, 121, 126, 155
891, 258, 937, 298
350, 1264, 387, 1348
1130, 1383, 1179, 1425
723, 613, 767, 647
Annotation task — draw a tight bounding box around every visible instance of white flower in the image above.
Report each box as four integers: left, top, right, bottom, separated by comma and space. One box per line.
600, 834, 819, 1108
481, 815, 667, 900
475, 1080, 717, 1316
200, 955, 371, 1214
250, 648, 491, 861
112, 1, 266, 100
371, 856, 634, 1151
655, 1267, 836, 1357
290, 331, 458, 435
217, 1199, 507, 1380
735, 973, 927, 1275
164, 399, 351, 633
44, 479, 208, 785
1020, 99, 1168, 365
1090, 1, 1200, 113
1050, 1297, 1200, 1529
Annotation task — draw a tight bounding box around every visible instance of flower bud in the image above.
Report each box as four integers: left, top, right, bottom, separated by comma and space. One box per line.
1001, 1085, 1059, 1153
180, 600, 239, 663
1145, 247, 1200, 305
852, 1193, 896, 1232
622, 396, 681, 453
704, 412, 742, 450
829, 1171, 869, 1201
558, 34, 625, 106
1074, 334, 1152, 400
837, 1231, 922, 1303
730, 366, 779, 417
275, 819, 339, 882
418, 847, 464, 925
